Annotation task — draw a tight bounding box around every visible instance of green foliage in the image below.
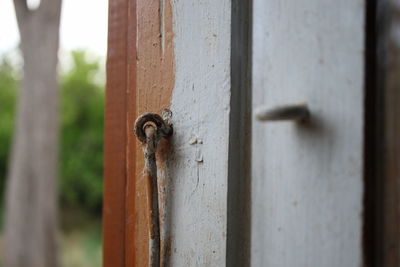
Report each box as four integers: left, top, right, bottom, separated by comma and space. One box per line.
60, 218, 102, 267
60, 50, 104, 215
0, 58, 18, 198
0, 50, 104, 216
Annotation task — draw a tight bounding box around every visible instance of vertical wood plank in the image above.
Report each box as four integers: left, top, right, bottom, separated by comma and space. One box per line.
374, 0, 400, 265
165, 0, 232, 265
132, 0, 175, 266
251, 0, 365, 266
129, 0, 234, 265
103, 0, 129, 266
125, 0, 138, 265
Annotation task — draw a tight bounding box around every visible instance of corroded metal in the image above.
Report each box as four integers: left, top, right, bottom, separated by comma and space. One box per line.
134, 109, 173, 267
134, 110, 173, 143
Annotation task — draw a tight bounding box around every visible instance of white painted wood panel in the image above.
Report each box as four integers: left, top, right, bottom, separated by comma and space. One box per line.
251, 1, 365, 266
165, 0, 231, 265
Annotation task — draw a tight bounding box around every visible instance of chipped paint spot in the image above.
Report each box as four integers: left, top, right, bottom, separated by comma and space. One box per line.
189, 136, 203, 145
195, 155, 203, 163
189, 137, 197, 145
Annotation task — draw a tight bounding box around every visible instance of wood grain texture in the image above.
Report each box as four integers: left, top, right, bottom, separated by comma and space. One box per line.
125, 0, 138, 265
132, 1, 240, 265
133, 0, 175, 266
106, 0, 241, 265
105, 0, 175, 265
251, 0, 365, 266
103, 0, 129, 266
164, 0, 232, 265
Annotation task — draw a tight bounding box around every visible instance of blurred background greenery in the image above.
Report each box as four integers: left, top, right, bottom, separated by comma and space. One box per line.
0, 50, 103, 267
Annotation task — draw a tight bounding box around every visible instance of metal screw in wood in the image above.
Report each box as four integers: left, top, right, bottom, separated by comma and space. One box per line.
134, 109, 173, 267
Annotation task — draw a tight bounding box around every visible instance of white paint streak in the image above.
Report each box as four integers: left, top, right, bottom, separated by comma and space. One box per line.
251, 0, 365, 266
160, 0, 165, 54
165, 0, 231, 265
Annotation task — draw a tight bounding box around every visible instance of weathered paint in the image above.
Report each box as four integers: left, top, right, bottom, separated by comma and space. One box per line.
131, 0, 175, 266
251, 0, 365, 266
105, 0, 231, 266
106, 0, 239, 265
163, 0, 232, 265
105, 0, 248, 266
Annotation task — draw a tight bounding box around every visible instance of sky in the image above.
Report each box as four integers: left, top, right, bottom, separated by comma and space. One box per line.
0, 0, 108, 56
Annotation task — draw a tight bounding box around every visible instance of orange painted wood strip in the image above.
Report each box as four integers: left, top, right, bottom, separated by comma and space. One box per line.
103, 0, 130, 265
125, 0, 138, 265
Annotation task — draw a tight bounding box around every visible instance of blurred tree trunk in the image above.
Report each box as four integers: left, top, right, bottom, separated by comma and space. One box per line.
4, 0, 62, 266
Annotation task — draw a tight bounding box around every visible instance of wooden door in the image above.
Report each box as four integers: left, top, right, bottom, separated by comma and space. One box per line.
251, 0, 368, 266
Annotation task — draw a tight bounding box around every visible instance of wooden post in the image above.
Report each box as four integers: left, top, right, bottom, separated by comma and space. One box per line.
104, 0, 251, 266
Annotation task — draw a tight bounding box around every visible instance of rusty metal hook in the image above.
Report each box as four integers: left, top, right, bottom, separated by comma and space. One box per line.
133, 109, 173, 267
134, 109, 173, 143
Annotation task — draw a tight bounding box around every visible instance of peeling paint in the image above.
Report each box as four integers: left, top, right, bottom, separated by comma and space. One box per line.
167, 0, 231, 265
